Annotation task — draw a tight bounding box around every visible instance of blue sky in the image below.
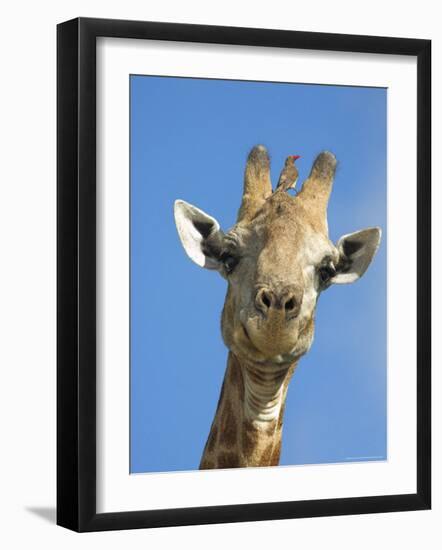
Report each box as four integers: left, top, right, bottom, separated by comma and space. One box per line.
130, 75, 387, 473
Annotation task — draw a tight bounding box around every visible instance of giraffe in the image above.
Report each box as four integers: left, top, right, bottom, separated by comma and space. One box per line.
174, 145, 381, 469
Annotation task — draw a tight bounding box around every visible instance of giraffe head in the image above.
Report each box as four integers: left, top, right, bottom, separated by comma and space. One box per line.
174, 145, 381, 366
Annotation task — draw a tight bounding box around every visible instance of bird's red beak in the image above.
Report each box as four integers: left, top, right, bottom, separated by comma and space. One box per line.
291, 155, 301, 161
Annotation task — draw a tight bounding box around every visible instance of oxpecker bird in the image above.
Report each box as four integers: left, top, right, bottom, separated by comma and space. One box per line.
276, 155, 300, 192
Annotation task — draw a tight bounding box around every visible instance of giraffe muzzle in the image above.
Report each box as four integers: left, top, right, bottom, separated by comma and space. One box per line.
254, 285, 302, 321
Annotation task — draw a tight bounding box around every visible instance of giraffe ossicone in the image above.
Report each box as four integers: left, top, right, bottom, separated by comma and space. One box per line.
174, 145, 381, 469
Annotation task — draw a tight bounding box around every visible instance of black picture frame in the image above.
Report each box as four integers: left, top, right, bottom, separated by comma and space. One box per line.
57, 17, 431, 532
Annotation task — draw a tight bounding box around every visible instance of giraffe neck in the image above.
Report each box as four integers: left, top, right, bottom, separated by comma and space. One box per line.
200, 352, 296, 469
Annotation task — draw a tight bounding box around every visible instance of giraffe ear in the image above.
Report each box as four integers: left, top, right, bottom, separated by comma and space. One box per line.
331, 227, 382, 284
174, 200, 225, 270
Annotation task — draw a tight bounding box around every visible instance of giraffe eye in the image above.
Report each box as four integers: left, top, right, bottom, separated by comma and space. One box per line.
318, 263, 336, 284
222, 253, 239, 274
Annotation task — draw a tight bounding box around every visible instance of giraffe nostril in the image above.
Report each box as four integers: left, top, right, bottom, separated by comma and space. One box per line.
255, 288, 274, 314
262, 292, 271, 309
285, 297, 296, 311
256, 287, 300, 317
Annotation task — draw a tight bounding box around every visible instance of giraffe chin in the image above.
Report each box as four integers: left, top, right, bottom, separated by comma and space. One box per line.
230, 320, 309, 366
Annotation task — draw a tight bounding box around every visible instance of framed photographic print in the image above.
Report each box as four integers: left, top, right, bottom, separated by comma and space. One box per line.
57, 17, 431, 532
